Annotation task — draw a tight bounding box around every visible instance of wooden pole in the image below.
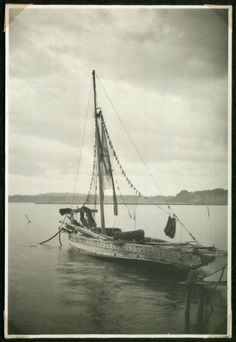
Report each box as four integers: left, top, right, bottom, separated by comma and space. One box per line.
92, 70, 106, 234
184, 283, 192, 333
197, 286, 205, 323
185, 284, 192, 317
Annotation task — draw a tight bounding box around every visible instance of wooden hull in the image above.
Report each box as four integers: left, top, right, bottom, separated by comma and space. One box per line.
68, 233, 206, 270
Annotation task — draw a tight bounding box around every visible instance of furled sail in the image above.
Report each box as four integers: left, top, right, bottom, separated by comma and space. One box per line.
97, 112, 118, 215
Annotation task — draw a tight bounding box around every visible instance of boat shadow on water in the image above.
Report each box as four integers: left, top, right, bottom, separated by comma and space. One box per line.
55, 247, 227, 335
54, 247, 188, 334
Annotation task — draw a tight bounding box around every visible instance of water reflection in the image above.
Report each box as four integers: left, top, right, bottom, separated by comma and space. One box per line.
54, 247, 188, 334
53, 247, 227, 334
8, 204, 228, 335
184, 283, 227, 334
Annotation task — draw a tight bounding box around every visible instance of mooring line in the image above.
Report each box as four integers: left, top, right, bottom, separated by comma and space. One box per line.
39, 228, 64, 245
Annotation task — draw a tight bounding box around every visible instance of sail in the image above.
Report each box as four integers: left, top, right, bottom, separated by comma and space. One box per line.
97, 115, 118, 216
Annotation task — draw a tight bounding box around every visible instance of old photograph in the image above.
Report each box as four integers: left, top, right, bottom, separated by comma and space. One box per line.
5, 5, 231, 337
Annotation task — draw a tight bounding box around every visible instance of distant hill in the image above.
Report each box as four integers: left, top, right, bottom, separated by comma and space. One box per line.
9, 188, 227, 205
172, 188, 227, 205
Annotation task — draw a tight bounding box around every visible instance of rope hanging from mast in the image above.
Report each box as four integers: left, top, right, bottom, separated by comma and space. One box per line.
101, 115, 141, 196
114, 177, 136, 221
93, 159, 98, 214
71, 82, 92, 208
84, 141, 97, 205
96, 72, 199, 244
101, 113, 169, 215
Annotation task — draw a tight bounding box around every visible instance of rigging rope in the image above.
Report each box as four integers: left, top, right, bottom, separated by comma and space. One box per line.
213, 265, 227, 291
114, 177, 134, 221
84, 141, 97, 205
96, 72, 199, 243
101, 113, 169, 215
39, 228, 64, 245
132, 193, 140, 227
93, 159, 98, 214
169, 208, 198, 243
71, 82, 92, 208
96, 74, 165, 197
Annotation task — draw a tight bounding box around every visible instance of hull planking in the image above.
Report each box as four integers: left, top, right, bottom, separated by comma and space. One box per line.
68, 232, 206, 270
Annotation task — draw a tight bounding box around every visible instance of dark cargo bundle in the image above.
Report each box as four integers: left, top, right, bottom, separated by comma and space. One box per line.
164, 216, 176, 238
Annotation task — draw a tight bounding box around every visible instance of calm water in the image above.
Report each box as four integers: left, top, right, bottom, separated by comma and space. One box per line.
7, 203, 228, 335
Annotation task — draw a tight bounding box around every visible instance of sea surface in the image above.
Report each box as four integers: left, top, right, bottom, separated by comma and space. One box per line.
7, 203, 228, 336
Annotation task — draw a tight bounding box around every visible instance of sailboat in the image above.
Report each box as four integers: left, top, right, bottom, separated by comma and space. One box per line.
59, 70, 226, 271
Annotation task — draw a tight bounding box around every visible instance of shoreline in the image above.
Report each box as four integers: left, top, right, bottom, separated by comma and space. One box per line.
8, 202, 228, 206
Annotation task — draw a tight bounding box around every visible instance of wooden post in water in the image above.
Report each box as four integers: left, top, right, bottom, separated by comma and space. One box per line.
184, 270, 194, 333
197, 286, 205, 324
184, 283, 192, 333
185, 283, 192, 317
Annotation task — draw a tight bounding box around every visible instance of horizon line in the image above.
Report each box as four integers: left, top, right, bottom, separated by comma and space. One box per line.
8, 187, 228, 198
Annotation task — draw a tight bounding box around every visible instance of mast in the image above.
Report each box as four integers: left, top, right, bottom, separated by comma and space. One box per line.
92, 70, 106, 234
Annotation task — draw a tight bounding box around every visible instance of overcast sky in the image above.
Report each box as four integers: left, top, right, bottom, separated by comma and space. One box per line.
7, 6, 229, 196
